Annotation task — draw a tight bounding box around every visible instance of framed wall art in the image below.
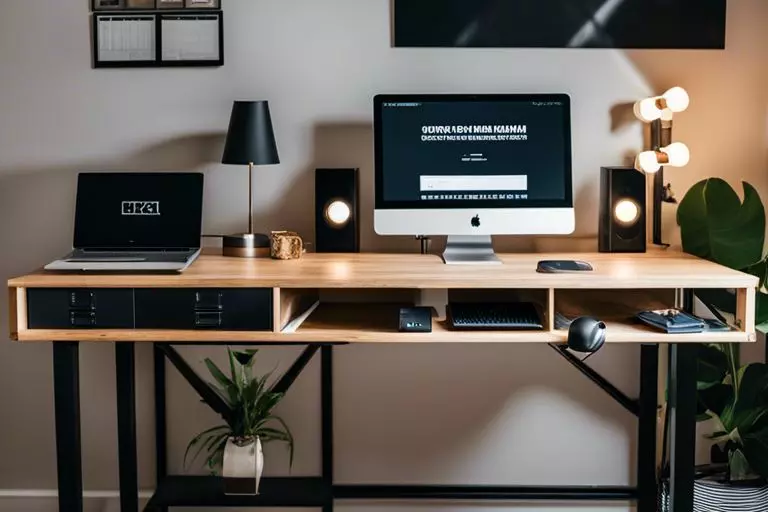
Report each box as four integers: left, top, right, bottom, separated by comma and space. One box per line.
126, 0, 156, 9
93, 0, 126, 10
92, 11, 223, 68
394, 0, 727, 49
157, 0, 184, 9
185, 0, 220, 8
93, 14, 156, 65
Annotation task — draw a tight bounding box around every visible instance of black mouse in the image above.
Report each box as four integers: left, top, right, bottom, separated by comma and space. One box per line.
567, 317, 607, 353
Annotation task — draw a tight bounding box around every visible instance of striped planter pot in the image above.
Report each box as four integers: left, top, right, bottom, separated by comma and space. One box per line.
660, 479, 768, 511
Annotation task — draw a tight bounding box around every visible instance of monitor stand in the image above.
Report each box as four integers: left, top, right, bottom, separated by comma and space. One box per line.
442, 236, 502, 265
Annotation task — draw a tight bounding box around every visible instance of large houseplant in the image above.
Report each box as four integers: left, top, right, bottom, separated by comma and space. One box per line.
184, 348, 294, 495
695, 343, 768, 481
667, 177, 768, 508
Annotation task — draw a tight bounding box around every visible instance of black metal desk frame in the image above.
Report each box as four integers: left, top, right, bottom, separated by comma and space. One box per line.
51, 291, 698, 512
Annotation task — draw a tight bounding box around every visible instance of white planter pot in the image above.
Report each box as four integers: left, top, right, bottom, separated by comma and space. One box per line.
660, 478, 768, 511
222, 436, 264, 496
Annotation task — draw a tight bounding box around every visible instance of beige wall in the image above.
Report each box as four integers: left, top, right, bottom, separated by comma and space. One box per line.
0, 1, 766, 511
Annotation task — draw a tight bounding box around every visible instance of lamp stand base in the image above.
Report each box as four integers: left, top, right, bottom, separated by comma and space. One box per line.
222, 233, 271, 258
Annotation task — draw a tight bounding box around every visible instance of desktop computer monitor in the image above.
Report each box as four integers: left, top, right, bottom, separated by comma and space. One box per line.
374, 94, 575, 264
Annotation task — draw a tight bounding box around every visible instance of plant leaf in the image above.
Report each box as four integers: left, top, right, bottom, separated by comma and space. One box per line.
698, 383, 734, 418
720, 402, 736, 431
733, 364, 768, 419
743, 427, 768, 480
756, 292, 768, 328
723, 344, 741, 396
697, 344, 729, 389
233, 350, 257, 367
258, 426, 291, 441
729, 448, 754, 481
184, 425, 229, 470
269, 415, 295, 469
744, 258, 768, 293
708, 429, 735, 444
677, 179, 765, 270
732, 407, 768, 437
189, 432, 228, 472
204, 358, 237, 404
208, 384, 234, 411
227, 347, 242, 394
206, 436, 228, 475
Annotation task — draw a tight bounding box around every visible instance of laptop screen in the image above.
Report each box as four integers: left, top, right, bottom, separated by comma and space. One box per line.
73, 173, 204, 250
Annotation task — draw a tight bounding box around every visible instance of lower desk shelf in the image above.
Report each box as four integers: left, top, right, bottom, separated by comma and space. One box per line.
145, 476, 330, 509
288, 302, 751, 344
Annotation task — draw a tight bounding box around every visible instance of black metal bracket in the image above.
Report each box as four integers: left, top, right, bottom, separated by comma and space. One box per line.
272, 345, 320, 394
158, 343, 322, 424
549, 344, 640, 416
157, 344, 234, 423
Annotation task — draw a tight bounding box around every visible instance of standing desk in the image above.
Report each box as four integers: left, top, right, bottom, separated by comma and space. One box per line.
8, 251, 758, 512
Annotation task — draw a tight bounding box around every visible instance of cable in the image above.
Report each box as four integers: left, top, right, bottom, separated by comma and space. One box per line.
416, 236, 431, 255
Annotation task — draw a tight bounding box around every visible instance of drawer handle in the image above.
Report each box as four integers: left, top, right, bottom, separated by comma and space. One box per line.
195, 311, 222, 328
195, 291, 223, 310
70, 291, 95, 310
70, 311, 96, 327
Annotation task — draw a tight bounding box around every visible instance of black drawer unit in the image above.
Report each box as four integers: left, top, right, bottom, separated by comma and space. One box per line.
134, 288, 273, 331
27, 289, 135, 329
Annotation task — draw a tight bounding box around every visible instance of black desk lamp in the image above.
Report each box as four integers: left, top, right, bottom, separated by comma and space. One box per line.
221, 101, 280, 258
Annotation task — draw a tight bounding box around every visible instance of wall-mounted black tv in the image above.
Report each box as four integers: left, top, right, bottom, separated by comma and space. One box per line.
394, 0, 727, 49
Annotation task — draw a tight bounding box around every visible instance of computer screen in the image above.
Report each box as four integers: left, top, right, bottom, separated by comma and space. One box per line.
374, 94, 572, 211
74, 173, 204, 249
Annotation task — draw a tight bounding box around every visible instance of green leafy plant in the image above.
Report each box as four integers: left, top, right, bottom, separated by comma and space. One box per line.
677, 178, 768, 482
677, 178, 768, 329
184, 348, 294, 474
696, 344, 768, 481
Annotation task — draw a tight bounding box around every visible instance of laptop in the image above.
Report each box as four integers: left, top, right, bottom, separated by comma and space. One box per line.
45, 172, 204, 272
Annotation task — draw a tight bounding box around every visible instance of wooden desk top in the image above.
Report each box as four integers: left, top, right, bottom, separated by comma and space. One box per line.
8, 251, 757, 344
7, 251, 758, 290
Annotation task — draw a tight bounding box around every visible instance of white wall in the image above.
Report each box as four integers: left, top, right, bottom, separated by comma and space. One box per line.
0, 1, 766, 511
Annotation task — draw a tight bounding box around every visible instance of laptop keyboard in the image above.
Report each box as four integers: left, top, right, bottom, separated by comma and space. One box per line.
66, 250, 193, 263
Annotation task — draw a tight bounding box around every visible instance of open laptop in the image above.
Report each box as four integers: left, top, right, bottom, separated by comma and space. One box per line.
45, 172, 204, 272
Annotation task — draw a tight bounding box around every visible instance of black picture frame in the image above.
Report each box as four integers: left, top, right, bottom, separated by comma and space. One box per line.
159, 12, 224, 66
125, 0, 156, 9
92, 11, 224, 68
185, 0, 220, 8
156, 0, 184, 9
393, 0, 726, 50
92, 13, 157, 66
93, 0, 126, 10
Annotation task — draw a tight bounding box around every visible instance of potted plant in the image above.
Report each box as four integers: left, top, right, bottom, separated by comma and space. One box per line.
184, 348, 294, 495
658, 178, 768, 509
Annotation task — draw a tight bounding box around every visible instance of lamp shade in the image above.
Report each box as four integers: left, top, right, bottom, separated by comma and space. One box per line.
222, 101, 280, 166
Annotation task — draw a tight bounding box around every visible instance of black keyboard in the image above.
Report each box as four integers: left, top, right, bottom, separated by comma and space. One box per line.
447, 302, 543, 330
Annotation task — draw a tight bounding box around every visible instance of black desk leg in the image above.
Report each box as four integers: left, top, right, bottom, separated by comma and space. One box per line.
116, 343, 139, 512
322, 346, 334, 512
669, 341, 697, 512
53, 343, 83, 512
637, 344, 659, 512
153, 344, 168, 512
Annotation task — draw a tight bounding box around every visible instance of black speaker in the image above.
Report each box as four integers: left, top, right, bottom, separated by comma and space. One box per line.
599, 167, 646, 253
315, 168, 360, 253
